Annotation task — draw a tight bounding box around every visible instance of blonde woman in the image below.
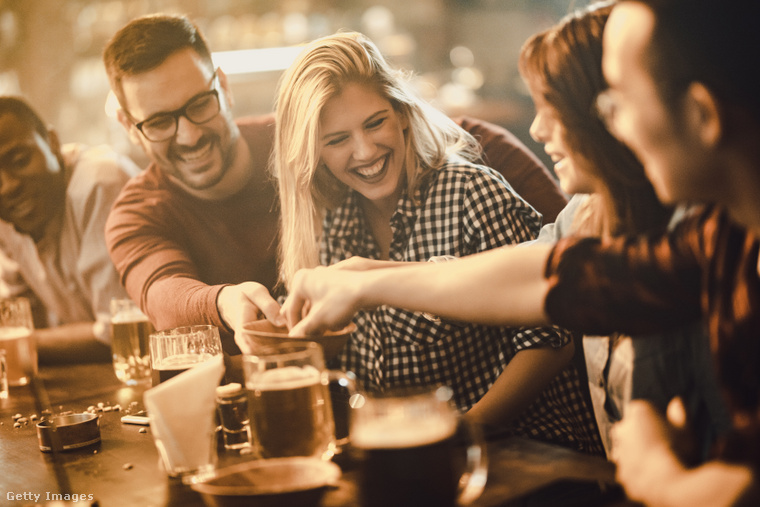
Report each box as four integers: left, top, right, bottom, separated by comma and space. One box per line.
272, 31, 602, 454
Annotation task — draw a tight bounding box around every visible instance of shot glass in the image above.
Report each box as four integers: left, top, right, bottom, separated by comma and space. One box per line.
216, 383, 252, 451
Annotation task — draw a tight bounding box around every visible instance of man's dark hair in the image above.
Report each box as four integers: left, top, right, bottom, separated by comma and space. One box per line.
103, 14, 213, 108
635, 0, 760, 121
0, 96, 49, 140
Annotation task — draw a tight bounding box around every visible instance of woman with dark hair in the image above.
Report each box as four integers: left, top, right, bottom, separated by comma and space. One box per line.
517, 0, 727, 458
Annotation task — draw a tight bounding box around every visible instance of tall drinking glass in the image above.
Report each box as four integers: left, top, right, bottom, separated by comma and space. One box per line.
0, 297, 37, 386
149, 325, 223, 386
243, 342, 344, 461
110, 298, 154, 385
1, 350, 8, 399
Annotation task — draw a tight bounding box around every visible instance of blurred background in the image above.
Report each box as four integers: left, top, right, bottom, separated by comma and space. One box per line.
0, 0, 592, 170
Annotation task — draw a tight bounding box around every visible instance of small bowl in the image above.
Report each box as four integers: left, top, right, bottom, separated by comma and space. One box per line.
36, 413, 101, 452
191, 457, 341, 507
240, 321, 356, 361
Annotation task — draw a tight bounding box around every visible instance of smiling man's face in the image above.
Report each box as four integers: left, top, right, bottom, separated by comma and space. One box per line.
119, 48, 241, 199
602, 2, 719, 205
0, 113, 65, 241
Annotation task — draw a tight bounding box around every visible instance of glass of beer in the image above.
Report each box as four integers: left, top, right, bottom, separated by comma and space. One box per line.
242, 342, 345, 461
110, 298, 154, 386
350, 386, 488, 507
150, 325, 223, 385
0, 297, 37, 386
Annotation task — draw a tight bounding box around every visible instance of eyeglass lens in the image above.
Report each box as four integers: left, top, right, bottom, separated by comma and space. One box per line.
139, 91, 220, 141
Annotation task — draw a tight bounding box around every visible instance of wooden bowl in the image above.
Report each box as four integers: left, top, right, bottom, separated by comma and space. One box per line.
191, 457, 341, 507
239, 321, 355, 361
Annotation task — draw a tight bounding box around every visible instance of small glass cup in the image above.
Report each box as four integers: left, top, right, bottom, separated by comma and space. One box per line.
216, 383, 252, 451
0, 297, 37, 386
110, 298, 154, 386
149, 325, 223, 386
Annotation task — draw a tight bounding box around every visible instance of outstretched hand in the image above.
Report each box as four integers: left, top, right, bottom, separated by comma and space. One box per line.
218, 282, 284, 354
280, 265, 366, 335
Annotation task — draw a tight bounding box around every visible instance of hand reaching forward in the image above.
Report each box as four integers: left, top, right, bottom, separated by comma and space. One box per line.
611, 399, 686, 504
218, 282, 284, 354
611, 398, 753, 507
281, 266, 367, 335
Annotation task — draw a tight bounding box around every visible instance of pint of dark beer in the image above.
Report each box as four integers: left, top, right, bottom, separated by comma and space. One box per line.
350, 386, 487, 507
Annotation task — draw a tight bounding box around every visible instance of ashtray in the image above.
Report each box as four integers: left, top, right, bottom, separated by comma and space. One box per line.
36, 412, 101, 452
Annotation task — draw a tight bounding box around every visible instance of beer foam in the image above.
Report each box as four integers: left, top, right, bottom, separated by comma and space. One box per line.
351, 413, 457, 449
249, 365, 321, 391
0, 326, 32, 340
156, 353, 213, 370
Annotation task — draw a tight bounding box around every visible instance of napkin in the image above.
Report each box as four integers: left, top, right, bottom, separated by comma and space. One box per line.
143, 355, 225, 478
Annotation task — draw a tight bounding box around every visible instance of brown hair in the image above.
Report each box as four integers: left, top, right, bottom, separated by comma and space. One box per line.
103, 14, 213, 109
519, 1, 670, 236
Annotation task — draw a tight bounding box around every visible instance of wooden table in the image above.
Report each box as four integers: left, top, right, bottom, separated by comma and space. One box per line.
0, 361, 631, 506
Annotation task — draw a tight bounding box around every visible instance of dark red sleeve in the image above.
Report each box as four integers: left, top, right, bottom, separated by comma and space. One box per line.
543, 230, 703, 336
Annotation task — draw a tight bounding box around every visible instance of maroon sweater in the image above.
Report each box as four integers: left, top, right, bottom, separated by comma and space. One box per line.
106, 115, 280, 352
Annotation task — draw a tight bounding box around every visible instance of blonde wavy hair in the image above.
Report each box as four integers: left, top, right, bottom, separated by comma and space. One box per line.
273, 31, 480, 289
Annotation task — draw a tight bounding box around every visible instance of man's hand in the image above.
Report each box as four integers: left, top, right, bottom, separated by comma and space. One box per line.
218, 282, 283, 354
611, 399, 686, 504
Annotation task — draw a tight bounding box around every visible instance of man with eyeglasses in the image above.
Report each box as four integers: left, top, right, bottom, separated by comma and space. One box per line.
103, 14, 283, 354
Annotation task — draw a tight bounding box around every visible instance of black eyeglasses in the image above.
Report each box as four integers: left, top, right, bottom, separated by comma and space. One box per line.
130, 73, 221, 142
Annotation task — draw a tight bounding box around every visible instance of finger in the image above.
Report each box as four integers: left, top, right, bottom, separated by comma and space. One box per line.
234, 330, 253, 355
289, 302, 330, 336
255, 296, 286, 327
281, 293, 305, 330
290, 315, 323, 336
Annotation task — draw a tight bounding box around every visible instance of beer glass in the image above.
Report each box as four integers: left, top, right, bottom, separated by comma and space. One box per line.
350, 386, 488, 507
149, 325, 223, 386
0, 297, 37, 386
1, 350, 8, 399
242, 342, 352, 461
110, 298, 154, 385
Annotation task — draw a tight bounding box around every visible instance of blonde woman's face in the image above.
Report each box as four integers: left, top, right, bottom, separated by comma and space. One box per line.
319, 82, 408, 209
529, 99, 596, 195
